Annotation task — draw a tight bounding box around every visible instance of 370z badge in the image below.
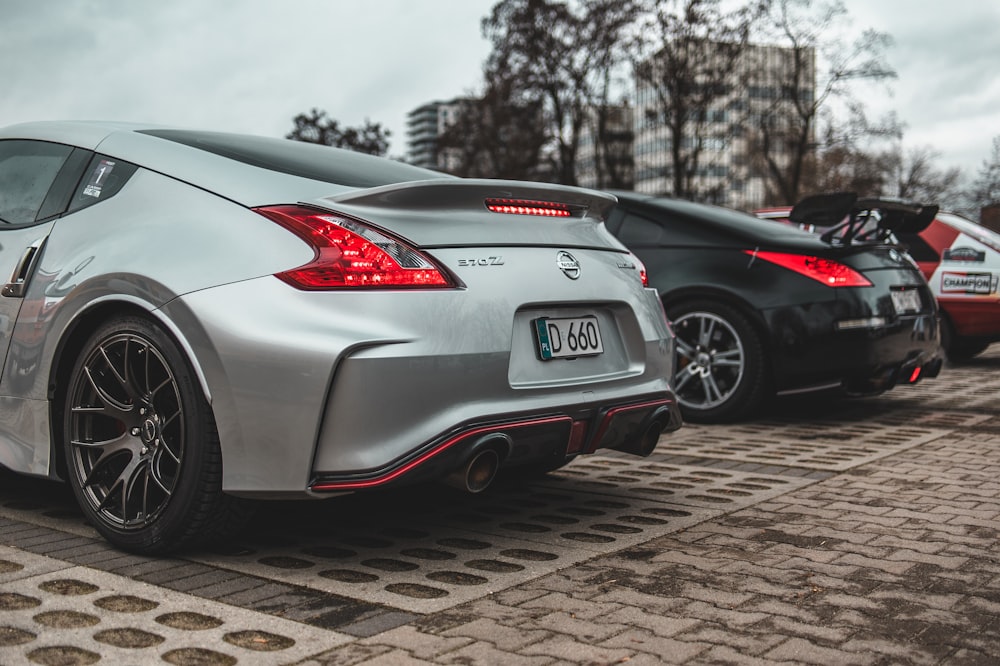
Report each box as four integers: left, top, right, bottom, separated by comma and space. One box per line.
458, 256, 504, 266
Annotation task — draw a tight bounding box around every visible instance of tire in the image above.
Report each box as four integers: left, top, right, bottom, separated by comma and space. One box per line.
947, 339, 990, 363
666, 301, 767, 423
63, 315, 250, 554
940, 313, 990, 362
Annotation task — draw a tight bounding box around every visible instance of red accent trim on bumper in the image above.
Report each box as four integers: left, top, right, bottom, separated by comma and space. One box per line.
309, 415, 572, 492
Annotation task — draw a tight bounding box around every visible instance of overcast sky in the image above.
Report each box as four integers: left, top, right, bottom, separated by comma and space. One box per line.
2, 0, 997, 186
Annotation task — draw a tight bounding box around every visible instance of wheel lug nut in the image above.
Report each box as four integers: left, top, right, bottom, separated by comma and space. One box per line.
130, 427, 140, 436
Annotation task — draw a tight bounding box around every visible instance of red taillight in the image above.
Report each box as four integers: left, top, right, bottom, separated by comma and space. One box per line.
630, 253, 649, 287
485, 198, 573, 217
909, 367, 921, 383
745, 250, 872, 287
256, 205, 453, 290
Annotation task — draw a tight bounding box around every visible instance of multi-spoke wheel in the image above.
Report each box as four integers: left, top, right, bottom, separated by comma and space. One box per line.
64, 315, 247, 554
666, 301, 767, 423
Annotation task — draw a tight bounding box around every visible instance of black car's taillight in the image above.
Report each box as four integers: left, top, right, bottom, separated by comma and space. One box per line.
746, 250, 872, 287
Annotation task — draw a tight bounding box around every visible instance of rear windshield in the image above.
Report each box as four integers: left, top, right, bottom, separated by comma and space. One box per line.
139, 129, 450, 189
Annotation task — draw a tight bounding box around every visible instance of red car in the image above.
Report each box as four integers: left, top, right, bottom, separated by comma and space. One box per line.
757, 194, 1000, 360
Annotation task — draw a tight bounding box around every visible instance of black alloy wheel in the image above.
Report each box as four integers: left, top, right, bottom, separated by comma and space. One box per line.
64, 315, 247, 553
666, 301, 767, 423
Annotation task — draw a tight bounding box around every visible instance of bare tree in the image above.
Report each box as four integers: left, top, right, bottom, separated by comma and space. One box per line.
751, 0, 896, 204
287, 109, 391, 156
632, 0, 759, 202
435, 79, 548, 180
967, 136, 1000, 211
883, 144, 963, 203
480, 0, 640, 186
809, 122, 886, 197
590, 103, 635, 189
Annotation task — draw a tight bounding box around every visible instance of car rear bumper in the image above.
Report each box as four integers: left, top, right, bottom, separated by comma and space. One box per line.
764, 301, 942, 395
168, 270, 677, 498
309, 394, 681, 492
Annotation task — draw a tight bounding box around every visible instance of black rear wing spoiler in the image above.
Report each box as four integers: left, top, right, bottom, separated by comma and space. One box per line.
854, 198, 939, 234
790, 192, 938, 243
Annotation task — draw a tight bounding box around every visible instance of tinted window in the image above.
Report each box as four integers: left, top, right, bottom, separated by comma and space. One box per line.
139, 129, 450, 189
68, 155, 138, 213
617, 211, 668, 245
0, 140, 73, 226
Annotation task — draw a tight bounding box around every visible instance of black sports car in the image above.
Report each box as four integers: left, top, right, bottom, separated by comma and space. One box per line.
606, 192, 943, 422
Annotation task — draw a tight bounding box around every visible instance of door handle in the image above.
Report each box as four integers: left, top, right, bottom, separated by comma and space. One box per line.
2, 238, 46, 298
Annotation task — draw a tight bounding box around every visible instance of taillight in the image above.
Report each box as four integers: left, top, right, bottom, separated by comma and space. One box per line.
485, 198, 575, 217
256, 205, 453, 290
746, 250, 872, 287
632, 253, 649, 287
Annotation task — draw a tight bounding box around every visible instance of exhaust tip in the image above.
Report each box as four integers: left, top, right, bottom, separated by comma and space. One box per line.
637, 421, 664, 456
443, 433, 510, 493
462, 449, 500, 493
609, 407, 673, 457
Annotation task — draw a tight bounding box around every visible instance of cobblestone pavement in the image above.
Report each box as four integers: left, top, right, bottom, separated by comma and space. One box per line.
1, 348, 998, 664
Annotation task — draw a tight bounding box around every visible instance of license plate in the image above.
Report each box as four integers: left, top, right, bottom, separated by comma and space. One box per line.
890, 288, 922, 313
533, 316, 604, 360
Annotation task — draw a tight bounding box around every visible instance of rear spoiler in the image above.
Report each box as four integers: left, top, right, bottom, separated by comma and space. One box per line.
789, 192, 857, 227
327, 178, 618, 221
310, 178, 623, 250
790, 192, 938, 243
853, 198, 939, 234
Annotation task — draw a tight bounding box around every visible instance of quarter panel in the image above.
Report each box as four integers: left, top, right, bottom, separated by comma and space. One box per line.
0, 396, 50, 475
167, 247, 671, 491
94, 129, 356, 207
0, 222, 56, 384
639, 246, 838, 311
8, 167, 312, 402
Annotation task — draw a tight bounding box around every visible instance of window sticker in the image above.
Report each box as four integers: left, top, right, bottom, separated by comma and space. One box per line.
82, 159, 116, 198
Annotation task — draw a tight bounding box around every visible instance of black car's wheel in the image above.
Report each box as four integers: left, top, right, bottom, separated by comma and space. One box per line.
64, 315, 248, 554
666, 301, 767, 423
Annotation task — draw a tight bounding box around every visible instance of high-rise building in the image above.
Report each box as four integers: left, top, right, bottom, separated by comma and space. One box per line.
575, 104, 635, 191
405, 98, 470, 171
405, 42, 813, 210
633, 42, 815, 210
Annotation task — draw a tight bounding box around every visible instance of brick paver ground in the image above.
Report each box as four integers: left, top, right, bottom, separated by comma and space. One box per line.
1, 349, 998, 664
298, 449, 996, 664
297, 351, 1000, 665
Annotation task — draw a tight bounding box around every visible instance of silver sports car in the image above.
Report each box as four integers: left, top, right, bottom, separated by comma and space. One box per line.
0, 121, 681, 553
